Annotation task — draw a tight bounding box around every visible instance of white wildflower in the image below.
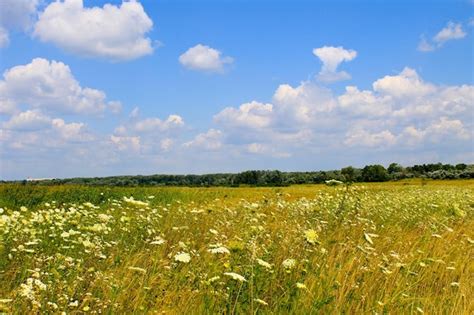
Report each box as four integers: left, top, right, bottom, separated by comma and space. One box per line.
174, 252, 191, 263
224, 272, 247, 282
254, 298, 268, 306
256, 258, 272, 269
282, 258, 296, 270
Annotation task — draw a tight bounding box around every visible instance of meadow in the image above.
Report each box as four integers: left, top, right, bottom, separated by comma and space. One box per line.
0, 180, 473, 314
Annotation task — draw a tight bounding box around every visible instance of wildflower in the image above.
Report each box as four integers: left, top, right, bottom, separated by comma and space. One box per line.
20, 206, 28, 212
304, 229, 319, 245
282, 258, 296, 270
209, 229, 218, 235
174, 252, 191, 263
296, 282, 307, 289
208, 276, 220, 283
256, 258, 272, 270
450, 282, 460, 287
98, 213, 112, 222
123, 196, 149, 207
150, 237, 165, 245
208, 246, 230, 255
224, 272, 247, 282
254, 298, 268, 306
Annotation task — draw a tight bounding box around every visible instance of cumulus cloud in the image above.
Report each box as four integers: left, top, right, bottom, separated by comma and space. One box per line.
0, 58, 117, 115
0, 0, 39, 48
417, 35, 434, 52
211, 66, 473, 156
110, 135, 141, 152
133, 115, 184, 133
273, 82, 336, 124
3, 110, 51, 131
418, 22, 467, 52
214, 101, 273, 128
433, 22, 466, 44
33, 0, 154, 61
344, 129, 397, 147
373, 67, 435, 99
338, 86, 391, 117
179, 44, 233, 72
0, 27, 9, 48
313, 46, 357, 82
0, 0, 38, 30
183, 129, 223, 150
52, 118, 93, 142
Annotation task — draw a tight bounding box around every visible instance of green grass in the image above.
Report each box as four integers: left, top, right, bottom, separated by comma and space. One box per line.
0, 180, 473, 313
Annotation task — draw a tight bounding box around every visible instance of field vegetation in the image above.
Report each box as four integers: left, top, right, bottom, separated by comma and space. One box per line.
0, 179, 473, 313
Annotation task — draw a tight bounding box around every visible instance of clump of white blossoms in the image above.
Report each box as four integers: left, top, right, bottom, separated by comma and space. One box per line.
208, 244, 230, 255
224, 272, 247, 282
256, 258, 272, 270
19, 278, 47, 308
282, 258, 296, 270
174, 252, 191, 263
123, 196, 149, 207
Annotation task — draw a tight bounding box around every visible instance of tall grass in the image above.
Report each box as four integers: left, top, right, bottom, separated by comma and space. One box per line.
0, 180, 473, 313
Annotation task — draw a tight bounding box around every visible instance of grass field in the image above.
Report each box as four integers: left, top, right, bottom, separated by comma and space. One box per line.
0, 180, 473, 314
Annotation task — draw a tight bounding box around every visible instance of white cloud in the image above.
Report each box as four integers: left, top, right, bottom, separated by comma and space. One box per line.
418, 22, 467, 52
313, 46, 357, 82
210, 65, 473, 156
0, 58, 117, 115
184, 129, 223, 150
3, 110, 51, 131
0, 27, 9, 48
213, 101, 273, 128
0, 0, 39, 48
179, 44, 233, 72
108, 101, 123, 114
0, 0, 38, 31
273, 82, 336, 123
52, 118, 93, 142
373, 67, 435, 99
110, 135, 141, 152
129, 107, 140, 118
417, 35, 434, 52
433, 22, 466, 45
344, 129, 397, 147
160, 138, 173, 151
33, 0, 154, 61
133, 115, 184, 133
338, 86, 391, 117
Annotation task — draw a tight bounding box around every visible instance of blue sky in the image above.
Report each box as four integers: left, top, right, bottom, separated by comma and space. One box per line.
0, 0, 473, 180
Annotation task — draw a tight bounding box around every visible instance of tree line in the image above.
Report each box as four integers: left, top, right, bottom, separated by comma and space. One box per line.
5, 162, 473, 187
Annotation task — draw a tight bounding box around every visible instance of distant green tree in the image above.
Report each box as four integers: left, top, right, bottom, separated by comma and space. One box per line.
387, 163, 403, 174
362, 165, 389, 182
455, 163, 467, 170
341, 166, 356, 182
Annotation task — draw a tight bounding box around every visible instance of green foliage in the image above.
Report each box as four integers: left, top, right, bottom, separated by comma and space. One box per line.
361, 165, 389, 182
3, 163, 473, 187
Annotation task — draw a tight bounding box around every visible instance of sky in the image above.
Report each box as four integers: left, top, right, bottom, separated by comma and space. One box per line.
0, 0, 473, 180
